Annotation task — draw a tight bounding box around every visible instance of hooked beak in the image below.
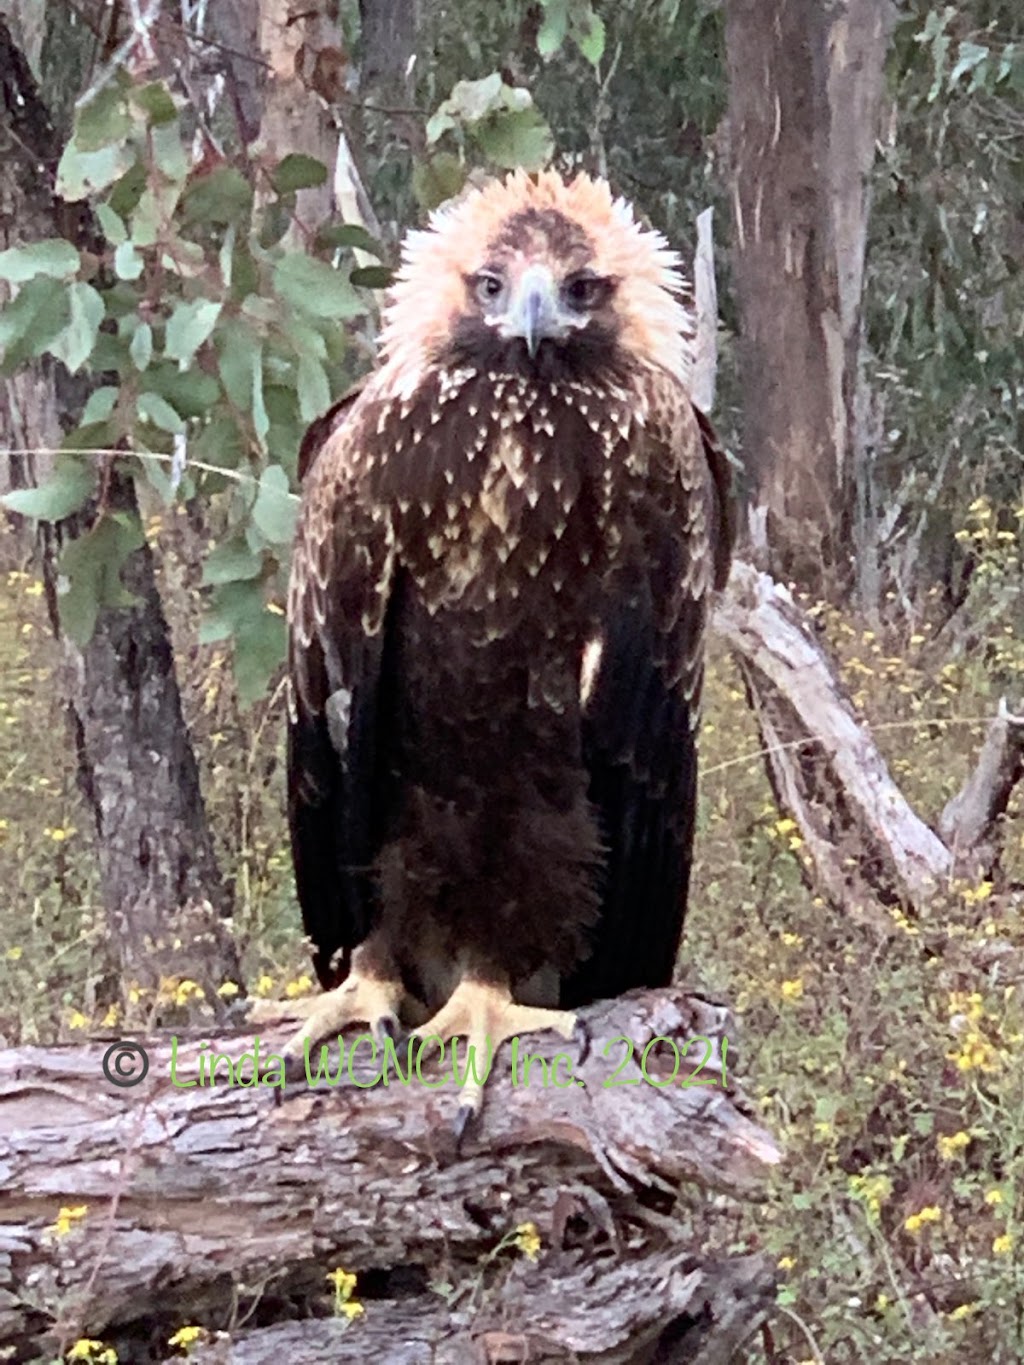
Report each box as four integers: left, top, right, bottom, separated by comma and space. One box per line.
504, 265, 561, 358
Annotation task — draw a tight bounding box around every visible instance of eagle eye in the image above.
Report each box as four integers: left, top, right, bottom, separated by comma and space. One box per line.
473, 271, 505, 306
562, 272, 608, 312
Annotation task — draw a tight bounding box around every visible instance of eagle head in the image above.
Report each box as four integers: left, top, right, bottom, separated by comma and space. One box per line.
380, 170, 694, 391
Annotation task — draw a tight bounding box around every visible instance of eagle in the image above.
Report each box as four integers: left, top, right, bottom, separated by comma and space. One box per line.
283, 170, 734, 1123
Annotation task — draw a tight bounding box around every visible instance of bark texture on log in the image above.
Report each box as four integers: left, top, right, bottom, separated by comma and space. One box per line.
0, 989, 779, 1360
178, 1251, 772, 1365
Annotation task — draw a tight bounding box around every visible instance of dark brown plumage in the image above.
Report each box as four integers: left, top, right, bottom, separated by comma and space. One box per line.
284, 171, 734, 1111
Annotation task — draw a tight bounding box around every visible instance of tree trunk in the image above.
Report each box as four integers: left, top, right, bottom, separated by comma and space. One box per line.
359, 0, 419, 106
723, 0, 892, 593
0, 988, 779, 1361
0, 15, 237, 995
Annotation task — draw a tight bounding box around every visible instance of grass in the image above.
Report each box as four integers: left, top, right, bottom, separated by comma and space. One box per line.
1, 500, 1022, 1362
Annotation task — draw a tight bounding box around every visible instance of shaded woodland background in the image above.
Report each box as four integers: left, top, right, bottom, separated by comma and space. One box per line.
0, 0, 1023, 1361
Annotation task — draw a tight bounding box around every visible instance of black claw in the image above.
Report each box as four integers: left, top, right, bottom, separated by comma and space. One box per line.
376, 1013, 399, 1043
452, 1102, 476, 1152
283, 1052, 308, 1088
573, 1019, 591, 1067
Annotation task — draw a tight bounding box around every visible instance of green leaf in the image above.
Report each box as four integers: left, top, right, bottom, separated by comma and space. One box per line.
147, 364, 220, 417
537, 0, 569, 57
573, 9, 606, 66
114, 240, 144, 281
75, 82, 131, 151
58, 512, 145, 645
0, 240, 80, 283
251, 465, 298, 546
315, 223, 384, 256
130, 321, 153, 371
192, 414, 247, 473
0, 277, 68, 365
350, 265, 393, 290
56, 139, 134, 201
131, 81, 178, 126
96, 203, 128, 246
412, 153, 465, 211
202, 539, 263, 586
151, 122, 190, 182
138, 391, 185, 434
475, 108, 554, 170
272, 154, 329, 194
165, 298, 222, 368
81, 387, 119, 425
217, 319, 262, 410
201, 579, 287, 704
0, 457, 95, 520
47, 283, 104, 373
273, 254, 364, 321
180, 166, 253, 227
296, 353, 331, 424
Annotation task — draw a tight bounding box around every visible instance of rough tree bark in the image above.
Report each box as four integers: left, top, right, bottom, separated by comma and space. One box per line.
0, 990, 779, 1362
0, 14, 237, 993
723, 0, 892, 592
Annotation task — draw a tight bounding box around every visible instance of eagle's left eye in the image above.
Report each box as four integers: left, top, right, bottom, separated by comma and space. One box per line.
562, 272, 608, 312
474, 271, 506, 306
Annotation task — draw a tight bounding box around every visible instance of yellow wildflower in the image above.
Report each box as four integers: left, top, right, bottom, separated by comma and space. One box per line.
101, 1004, 120, 1028
168, 1325, 205, 1353
53, 1204, 89, 1238
938, 1131, 971, 1160
216, 981, 240, 999
254, 974, 275, 997
994, 1233, 1013, 1256
326, 1267, 357, 1298
6, 946, 22, 961
515, 1221, 542, 1261
948, 1303, 978, 1321
985, 1189, 1004, 1206
67, 1010, 89, 1030
174, 979, 205, 1007
285, 974, 313, 999
340, 1301, 365, 1321
905, 1205, 942, 1235
67, 1341, 117, 1363
780, 978, 804, 1001
777, 1255, 796, 1271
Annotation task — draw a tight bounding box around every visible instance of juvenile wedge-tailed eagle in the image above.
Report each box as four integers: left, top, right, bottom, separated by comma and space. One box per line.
284, 170, 734, 1120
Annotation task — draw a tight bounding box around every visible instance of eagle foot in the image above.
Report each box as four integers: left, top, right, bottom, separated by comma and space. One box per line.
411, 978, 579, 1142
281, 965, 406, 1070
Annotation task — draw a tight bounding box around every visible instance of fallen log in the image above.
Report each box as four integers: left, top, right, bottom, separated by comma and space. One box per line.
715, 560, 953, 921
0, 988, 780, 1362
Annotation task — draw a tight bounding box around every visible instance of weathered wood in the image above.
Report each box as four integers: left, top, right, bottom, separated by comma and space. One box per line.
0, 989, 779, 1360
714, 560, 953, 919
939, 697, 1024, 883
179, 1250, 773, 1364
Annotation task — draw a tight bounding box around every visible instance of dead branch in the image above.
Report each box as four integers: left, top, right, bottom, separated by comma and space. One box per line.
0, 988, 779, 1360
714, 560, 952, 920
939, 697, 1024, 882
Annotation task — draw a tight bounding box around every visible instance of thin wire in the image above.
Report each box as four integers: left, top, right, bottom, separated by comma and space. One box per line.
0, 446, 300, 502
702, 714, 999, 779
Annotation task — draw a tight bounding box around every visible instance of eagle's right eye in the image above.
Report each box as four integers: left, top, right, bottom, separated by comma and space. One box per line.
474, 272, 505, 305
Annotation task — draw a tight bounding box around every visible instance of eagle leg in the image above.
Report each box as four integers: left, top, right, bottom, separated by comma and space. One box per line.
411, 977, 581, 1138
281, 939, 406, 1079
